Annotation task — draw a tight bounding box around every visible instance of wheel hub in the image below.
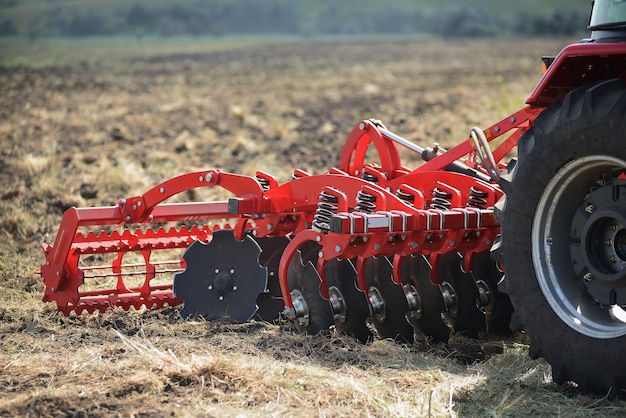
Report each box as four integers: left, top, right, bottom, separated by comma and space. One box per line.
572, 183, 626, 306
532, 155, 626, 338
328, 286, 347, 323
368, 286, 386, 322
403, 284, 422, 320
290, 289, 310, 327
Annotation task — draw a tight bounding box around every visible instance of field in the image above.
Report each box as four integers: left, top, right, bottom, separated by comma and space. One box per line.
1, 37, 626, 417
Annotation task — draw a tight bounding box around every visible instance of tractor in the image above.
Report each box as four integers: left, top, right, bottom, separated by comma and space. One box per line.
40, 0, 626, 396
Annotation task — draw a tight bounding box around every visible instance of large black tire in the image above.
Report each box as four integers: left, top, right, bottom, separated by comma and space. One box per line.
495, 79, 626, 396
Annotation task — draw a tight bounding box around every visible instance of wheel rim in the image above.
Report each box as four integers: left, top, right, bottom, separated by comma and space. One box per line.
532, 155, 626, 338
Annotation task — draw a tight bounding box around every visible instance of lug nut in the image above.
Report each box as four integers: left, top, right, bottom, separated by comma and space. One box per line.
585, 204, 595, 214
583, 273, 593, 282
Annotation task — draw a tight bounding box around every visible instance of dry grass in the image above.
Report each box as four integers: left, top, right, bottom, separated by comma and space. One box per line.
2, 37, 626, 416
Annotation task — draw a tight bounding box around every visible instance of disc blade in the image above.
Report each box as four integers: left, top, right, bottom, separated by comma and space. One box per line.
401, 254, 450, 343
287, 248, 334, 334
173, 229, 267, 322
471, 251, 513, 336
325, 258, 373, 343
435, 252, 486, 338
364, 256, 414, 343
254, 236, 291, 322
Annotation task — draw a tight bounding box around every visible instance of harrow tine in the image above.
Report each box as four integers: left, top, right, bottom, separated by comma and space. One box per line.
399, 254, 450, 343
359, 256, 414, 343
325, 258, 373, 343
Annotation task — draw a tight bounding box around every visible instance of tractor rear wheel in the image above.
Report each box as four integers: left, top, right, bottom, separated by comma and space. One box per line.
496, 79, 626, 396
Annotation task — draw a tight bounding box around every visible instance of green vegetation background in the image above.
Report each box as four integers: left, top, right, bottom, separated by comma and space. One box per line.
0, 0, 592, 39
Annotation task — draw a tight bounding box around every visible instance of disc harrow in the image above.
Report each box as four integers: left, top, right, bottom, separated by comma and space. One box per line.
41, 116, 528, 330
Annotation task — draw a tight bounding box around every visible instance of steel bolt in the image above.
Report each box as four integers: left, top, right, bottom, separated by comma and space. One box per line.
199, 175, 204, 182
585, 204, 595, 214
125, 216, 131, 222
335, 245, 342, 253
230, 268, 235, 274
119, 199, 126, 206
610, 256, 618, 263
267, 224, 273, 230
374, 243, 381, 251
510, 116, 516, 123
359, 123, 366, 130
214, 268, 220, 274
208, 285, 213, 290
611, 224, 619, 232
605, 240, 613, 247
160, 187, 165, 193
583, 273, 593, 282
411, 242, 418, 249
218, 296, 224, 301
232, 285, 238, 291
206, 173, 212, 182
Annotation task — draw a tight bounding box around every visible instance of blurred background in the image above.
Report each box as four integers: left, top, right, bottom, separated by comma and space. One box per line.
0, 0, 592, 40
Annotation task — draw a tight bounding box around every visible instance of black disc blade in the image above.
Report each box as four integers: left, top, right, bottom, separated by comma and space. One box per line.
365, 256, 414, 343
435, 252, 486, 338
287, 249, 334, 335
325, 258, 373, 343
401, 254, 450, 343
471, 251, 513, 336
254, 236, 291, 322
173, 229, 267, 322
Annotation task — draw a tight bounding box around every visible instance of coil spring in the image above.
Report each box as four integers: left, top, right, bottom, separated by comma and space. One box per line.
362, 171, 379, 183
430, 187, 452, 211
312, 191, 339, 231
468, 186, 489, 209
396, 189, 415, 207
256, 176, 271, 192
356, 190, 377, 213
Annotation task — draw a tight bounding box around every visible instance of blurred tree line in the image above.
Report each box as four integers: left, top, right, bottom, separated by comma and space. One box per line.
0, 0, 590, 39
